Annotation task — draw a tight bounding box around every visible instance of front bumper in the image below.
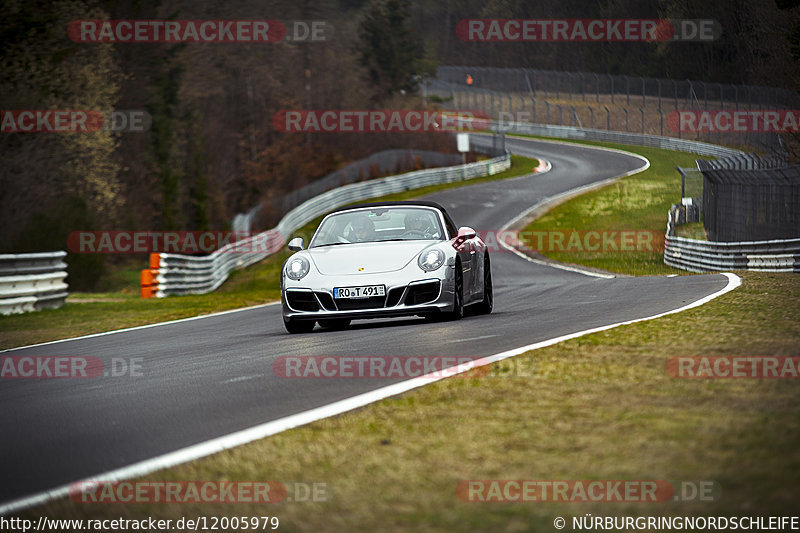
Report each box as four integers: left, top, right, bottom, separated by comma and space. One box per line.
282, 270, 455, 321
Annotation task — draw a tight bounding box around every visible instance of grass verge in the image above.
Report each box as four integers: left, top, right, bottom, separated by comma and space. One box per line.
0, 155, 538, 350
26, 272, 800, 531
516, 136, 709, 275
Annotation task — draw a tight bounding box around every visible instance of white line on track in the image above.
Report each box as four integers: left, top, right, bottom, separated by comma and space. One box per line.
446, 334, 499, 343
0, 273, 741, 515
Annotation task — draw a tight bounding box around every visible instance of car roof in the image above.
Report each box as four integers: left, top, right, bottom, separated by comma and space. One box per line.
328, 200, 458, 231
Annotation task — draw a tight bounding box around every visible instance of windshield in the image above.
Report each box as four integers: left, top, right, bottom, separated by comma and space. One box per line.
310, 207, 444, 247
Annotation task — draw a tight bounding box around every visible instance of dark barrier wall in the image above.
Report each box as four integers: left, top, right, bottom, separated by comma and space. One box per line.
703, 166, 800, 242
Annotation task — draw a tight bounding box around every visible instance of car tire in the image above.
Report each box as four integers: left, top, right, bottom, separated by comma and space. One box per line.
475, 255, 493, 315
318, 319, 351, 330
445, 261, 465, 321
283, 317, 316, 334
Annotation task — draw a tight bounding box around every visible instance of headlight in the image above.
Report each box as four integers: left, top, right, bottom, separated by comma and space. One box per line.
285, 256, 310, 280
418, 248, 445, 272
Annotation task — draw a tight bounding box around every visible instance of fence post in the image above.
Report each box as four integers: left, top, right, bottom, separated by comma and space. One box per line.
610, 74, 614, 104
660, 108, 663, 136
589, 106, 594, 129
604, 106, 610, 130
700, 81, 706, 109
594, 73, 599, 102
530, 94, 536, 123
658, 79, 662, 110
580, 72, 585, 100
625, 75, 630, 105
641, 76, 646, 107
543, 71, 548, 98
640, 107, 644, 134
545, 101, 550, 124
673, 79, 678, 109
555, 72, 560, 100
568, 72, 573, 100
558, 104, 563, 126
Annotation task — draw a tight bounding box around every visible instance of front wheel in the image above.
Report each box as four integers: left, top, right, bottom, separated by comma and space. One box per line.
283, 317, 316, 334
475, 256, 493, 315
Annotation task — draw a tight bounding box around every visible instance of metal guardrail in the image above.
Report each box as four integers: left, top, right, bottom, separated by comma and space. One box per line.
0, 252, 69, 314
494, 121, 743, 158
141, 151, 512, 298
664, 235, 800, 273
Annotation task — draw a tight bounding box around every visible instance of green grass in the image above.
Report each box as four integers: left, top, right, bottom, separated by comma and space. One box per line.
0, 155, 538, 350
514, 136, 711, 275
25, 273, 800, 531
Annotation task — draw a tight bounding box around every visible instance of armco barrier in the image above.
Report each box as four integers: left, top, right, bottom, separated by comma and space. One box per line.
495, 121, 743, 159
0, 252, 69, 314
664, 235, 800, 273
141, 151, 511, 298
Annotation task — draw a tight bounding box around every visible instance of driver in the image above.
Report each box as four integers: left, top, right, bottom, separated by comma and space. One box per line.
350, 216, 375, 243
404, 212, 434, 238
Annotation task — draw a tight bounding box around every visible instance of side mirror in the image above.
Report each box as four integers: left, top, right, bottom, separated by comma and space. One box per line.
453, 226, 477, 248
458, 226, 477, 240
288, 237, 305, 251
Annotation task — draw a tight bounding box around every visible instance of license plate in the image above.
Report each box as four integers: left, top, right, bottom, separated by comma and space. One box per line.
334, 285, 386, 299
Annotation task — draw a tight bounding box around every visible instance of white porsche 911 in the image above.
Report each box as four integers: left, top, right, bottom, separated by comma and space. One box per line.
280, 201, 492, 333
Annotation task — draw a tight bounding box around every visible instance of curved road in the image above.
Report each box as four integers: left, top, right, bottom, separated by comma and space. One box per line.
0, 137, 731, 509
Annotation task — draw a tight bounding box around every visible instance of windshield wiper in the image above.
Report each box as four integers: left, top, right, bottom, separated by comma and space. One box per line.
312, 242, 350, 248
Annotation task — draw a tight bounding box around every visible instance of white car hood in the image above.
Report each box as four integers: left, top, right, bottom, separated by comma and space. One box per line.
308, 241, 435, 275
